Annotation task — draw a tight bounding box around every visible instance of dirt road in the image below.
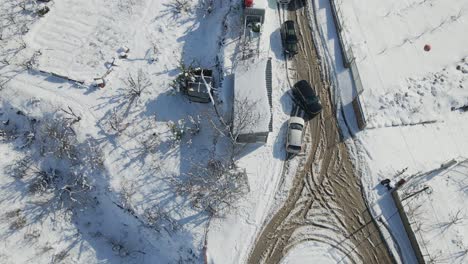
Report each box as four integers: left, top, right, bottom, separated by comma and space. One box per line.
247, 1, 394, 263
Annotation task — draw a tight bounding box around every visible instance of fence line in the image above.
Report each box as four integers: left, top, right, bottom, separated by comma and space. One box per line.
329, 0, 367, 129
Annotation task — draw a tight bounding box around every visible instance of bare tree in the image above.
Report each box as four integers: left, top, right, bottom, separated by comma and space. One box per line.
209, 97, 261, 162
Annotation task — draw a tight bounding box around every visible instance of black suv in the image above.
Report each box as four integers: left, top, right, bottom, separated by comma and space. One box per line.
281, 20, 298, 56
292, 80, 322, 116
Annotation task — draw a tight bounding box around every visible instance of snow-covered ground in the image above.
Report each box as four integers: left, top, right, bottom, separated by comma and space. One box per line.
399, 159, 468, 264
0, 0, 296, 263
310, 0, 468, 262
206, 0, 296, 263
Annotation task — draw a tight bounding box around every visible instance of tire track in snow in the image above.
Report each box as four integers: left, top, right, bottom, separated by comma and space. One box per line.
247, 1, 394, 263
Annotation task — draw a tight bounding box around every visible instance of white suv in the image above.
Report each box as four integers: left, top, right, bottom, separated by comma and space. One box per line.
286, 116, 305, 154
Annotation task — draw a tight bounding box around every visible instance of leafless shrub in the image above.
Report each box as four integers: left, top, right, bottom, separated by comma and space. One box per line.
454, 238, 468, 261
38, 243, 54, 256
10, 215, 27, 230
440, 209, 465, 229
1, 110, 98, 212
120, 180, 136, 213
123, 69, 151, 102
61, 106, 81, 127
5, 155, 33, 179
21, 50, 41, 70
167, 115, 201, 143
167, 0, 192, 15
24, 229, 41, 241
6, 209, 27, 230
138, 132, 161, 154
36, 117, 78, 161
198, 0, 214, 16
107, 108, 129, 134
426, 250, 443, 264
52, 250, 69, 263
28, 168, 60, 194
82, 141, 105, 169
27, 167, 93, 209
144, 206, 180, 234
172, 159, 249, 216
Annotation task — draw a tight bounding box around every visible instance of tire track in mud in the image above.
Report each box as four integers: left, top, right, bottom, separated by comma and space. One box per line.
247, 1, 394, 263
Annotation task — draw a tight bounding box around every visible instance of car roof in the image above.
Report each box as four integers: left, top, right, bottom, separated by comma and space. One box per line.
294, 80, 316, 97
288, 127, 303, 147
289, 116, 305, 125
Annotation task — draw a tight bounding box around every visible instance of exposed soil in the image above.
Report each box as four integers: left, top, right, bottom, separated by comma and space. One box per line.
247, 1, 394, 263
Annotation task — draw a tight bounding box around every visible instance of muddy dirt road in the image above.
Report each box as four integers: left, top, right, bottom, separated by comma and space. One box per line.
247, 1, 394, 263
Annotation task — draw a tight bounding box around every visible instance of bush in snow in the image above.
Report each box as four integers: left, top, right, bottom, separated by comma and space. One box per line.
5, 209, 27, 230
143, 205, 181, 234
1, 108, 102, 213
122, 69, 151, 102
166, 0, 192, 15
171, 159, 249, 216
167, 115, 201, 143
106, 108, 129, 135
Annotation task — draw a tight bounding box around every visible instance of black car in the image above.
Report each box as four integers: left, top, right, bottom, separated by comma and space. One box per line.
292, 80, 322, 116
281, 20, 298, 56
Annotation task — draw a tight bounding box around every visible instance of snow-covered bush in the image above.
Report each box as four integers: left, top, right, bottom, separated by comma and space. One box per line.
1, 108, 102, 212
106, 108, 129, 134
122, 69, 151, 102
143, 205, 180, 234
171, 159, 249, 216
167, 115, 201, 143
167, 0, 192, 15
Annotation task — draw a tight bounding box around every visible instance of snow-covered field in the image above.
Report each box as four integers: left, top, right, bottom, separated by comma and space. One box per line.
311, 0, 468, 262
3, 0, 466, 262
399, 159, 468, 264
0, 0, 297, 263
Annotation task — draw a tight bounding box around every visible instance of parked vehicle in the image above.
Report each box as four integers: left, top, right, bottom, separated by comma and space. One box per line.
286, 116, 305, 154
292, 80, 323, 116
183, 69, 213, 103
277, 0, 292, 6
281, 20, 298, 56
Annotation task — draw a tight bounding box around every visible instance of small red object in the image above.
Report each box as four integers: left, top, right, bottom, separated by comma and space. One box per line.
424, 44, 431, 51
244, 0, 253, 7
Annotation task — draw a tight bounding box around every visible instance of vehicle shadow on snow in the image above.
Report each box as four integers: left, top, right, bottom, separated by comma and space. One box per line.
273, 120, 289, 161
270, 28, 285, 60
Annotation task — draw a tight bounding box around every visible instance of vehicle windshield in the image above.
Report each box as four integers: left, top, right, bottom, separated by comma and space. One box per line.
288, 145, 302, 151
290, 123, 303, 130
307, 96, 319, 104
